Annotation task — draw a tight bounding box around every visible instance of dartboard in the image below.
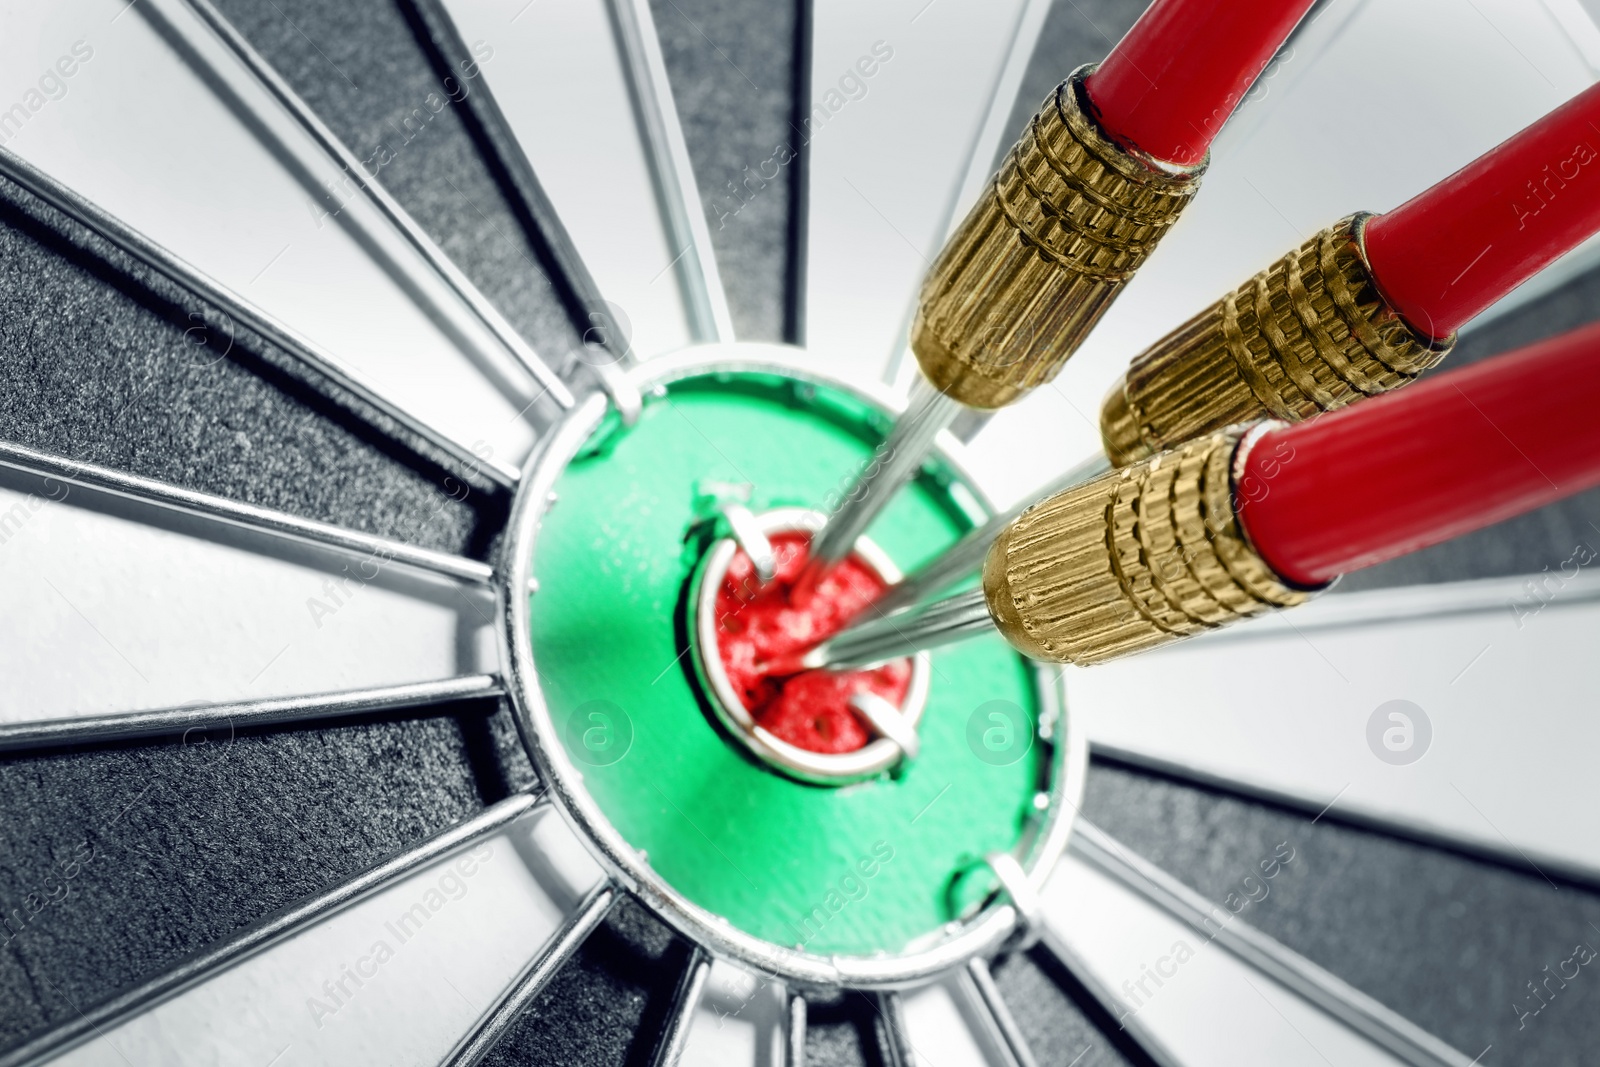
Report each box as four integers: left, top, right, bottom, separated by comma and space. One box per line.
3, 1, 1600, 1065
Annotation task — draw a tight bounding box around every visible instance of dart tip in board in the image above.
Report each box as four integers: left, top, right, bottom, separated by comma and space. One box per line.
508, 347, 1073, 970
689, 511, 928, 783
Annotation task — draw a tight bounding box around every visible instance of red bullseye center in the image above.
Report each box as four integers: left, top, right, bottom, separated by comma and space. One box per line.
712, 532, 911, 754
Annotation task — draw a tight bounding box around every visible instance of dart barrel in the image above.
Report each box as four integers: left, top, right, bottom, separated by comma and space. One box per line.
983, 426, 1316, 665
1098, 215, 1453, 468
978, 319, 1600, 666
911, 66, 1204, 410
1098, 80, 1600, 467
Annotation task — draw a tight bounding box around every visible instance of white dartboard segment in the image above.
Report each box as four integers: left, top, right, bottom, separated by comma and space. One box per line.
802, 0, 1042, 382
674, 958, 788, 1067
1043, 852, 1432, 1067
0, 463, 497, 726
29, 801, 604, 1066
432, 0, 731, 358
1072, 571, 1600, 885
0, 0, 547, 470
898, 973, 1020, 1067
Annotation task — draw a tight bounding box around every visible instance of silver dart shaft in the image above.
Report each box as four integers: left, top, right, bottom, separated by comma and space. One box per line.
802, 378, 962, 577
870, 452, 1113, 617
800, 588, 993, 671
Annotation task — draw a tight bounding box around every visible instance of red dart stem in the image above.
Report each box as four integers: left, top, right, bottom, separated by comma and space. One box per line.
1362, 82, 1600, 340
1084, 0, 1317, 167
1237, 322, 1600, 587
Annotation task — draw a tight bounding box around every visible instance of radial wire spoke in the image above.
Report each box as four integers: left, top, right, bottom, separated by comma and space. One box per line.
608, 0, 736, 345
0, 439, 495, 585
1, 793, 610, 1066
875, 991, 915, 1067
1068, 821, 1477, 1067
179, 0, 577, 409
0, 675, 502, 753
1032, 932, 1179, 1067
0, 454, 498, 725
423, 0, 734, 360
401, 0, 613, 353
936, 0, 1053, 246
1038, 821, 1477, 1067
0, 148, 521, 490
801, 0, 1046, 382
959, 959, 1039, 1067
648, 947, 711, 1067
784, 989, 806, 1067
891, 971, 1030, 1067
669, 959, 788, 1065
885, 0, 1052, 395
1073, 572, 1600, 884
2, 0, 549, 476
440, 881, 618, 1066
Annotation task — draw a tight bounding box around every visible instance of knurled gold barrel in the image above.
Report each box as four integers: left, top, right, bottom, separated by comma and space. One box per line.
982, 428, 1317, 665
1099, 214, 1454, 467
911, 65, 1204, 410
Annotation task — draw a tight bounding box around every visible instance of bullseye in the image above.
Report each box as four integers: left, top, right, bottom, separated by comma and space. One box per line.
713, 533, 904, 735
689, 510, 926, 782
501, 344, 1079, 984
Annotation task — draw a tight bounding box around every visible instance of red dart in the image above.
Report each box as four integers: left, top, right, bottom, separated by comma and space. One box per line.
815, 325, 1600, 670
1363, 81, 1600, 340
1237, 321, 1600, 587
1100, 79, 1600, 469
812, 0, 1322, 602
1085, 0, 1317, 166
